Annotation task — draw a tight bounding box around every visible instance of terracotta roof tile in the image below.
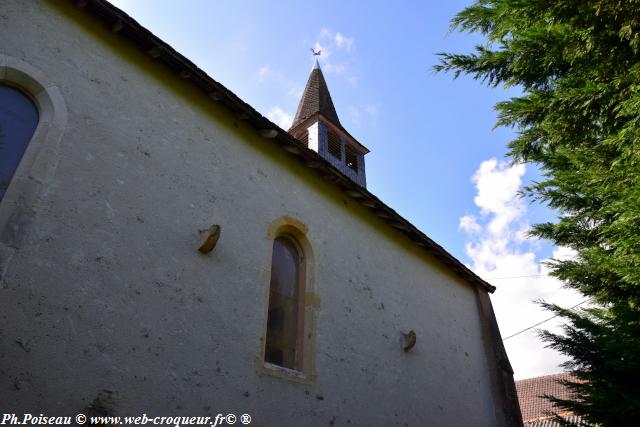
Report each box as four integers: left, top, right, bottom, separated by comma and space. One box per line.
516, 372, 584, 425
523, 415, 583, 427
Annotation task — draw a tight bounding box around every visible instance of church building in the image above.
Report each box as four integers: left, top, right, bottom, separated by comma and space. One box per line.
0, 1, 522, 425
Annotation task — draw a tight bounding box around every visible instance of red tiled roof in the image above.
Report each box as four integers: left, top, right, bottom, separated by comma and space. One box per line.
522, 415, 583, 427
516, 372, 583, 425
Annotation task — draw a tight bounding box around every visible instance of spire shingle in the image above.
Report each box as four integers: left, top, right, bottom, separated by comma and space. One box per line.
289, 62, 341, 131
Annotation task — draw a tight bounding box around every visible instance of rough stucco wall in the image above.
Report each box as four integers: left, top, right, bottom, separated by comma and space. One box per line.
0, 1, 498, 425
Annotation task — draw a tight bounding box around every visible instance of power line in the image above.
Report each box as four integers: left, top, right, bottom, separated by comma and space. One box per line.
502, 298, 593, 341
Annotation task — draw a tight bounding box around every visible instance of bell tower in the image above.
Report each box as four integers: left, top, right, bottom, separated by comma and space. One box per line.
289, 60, 369, 187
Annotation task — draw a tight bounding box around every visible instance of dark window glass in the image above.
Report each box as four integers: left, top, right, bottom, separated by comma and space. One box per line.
0, 84, 39, 202
265, 236, 303, 370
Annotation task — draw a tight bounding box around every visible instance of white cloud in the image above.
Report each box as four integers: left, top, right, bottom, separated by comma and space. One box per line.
459, 215, 482, 234
255, 65, 302, 102
324, 63, 345, 74
550, 246, 577, 262
461, 159, 584, 380
267, 107, 293, 130
312, 28, 357, 84
323, 62, 358, 86
347, 103, 380, 128
364, 103, 379, 115
348, 105, 362, 126
313, 42, 331, 59
257, 65, 270, 83
287, 86, 303, 99
334, 32, 355, 52
322, 62, 358, 86
319, 28, 356, 52
472, 159, 526, 237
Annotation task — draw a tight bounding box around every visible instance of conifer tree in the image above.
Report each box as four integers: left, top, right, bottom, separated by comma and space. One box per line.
436, 1, 640, 424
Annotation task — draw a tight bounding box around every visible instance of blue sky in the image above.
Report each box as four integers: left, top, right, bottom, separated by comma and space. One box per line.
109, 0, 585, 379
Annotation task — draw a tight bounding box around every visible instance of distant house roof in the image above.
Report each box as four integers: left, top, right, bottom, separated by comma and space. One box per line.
519, 415, 584, 427
69, 0, 495, 294
516, 372, 585, 426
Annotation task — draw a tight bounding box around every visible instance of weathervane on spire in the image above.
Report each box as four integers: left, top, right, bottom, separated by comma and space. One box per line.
310, 47, 321, 56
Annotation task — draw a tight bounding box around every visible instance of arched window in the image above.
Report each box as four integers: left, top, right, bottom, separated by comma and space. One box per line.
0, 84, 39, 202
265, 235, 305, 371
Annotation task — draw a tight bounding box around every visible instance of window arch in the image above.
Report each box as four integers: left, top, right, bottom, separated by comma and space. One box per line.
0, 54, 67, 242
0, 84, 39, 202
265, 235, 305, 371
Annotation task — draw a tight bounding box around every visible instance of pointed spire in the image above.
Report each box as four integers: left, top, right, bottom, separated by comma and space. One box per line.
289, 61, 341, 131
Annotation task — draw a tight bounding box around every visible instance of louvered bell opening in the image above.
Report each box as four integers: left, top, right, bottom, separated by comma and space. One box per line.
328, 131, 342, 160
299, 131, 309, 147
345, 144, 358, 172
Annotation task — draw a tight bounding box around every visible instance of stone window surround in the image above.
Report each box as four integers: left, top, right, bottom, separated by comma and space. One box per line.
0, 54, 67, 278
264, 234, 305, 370
257, 215, 318, 384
